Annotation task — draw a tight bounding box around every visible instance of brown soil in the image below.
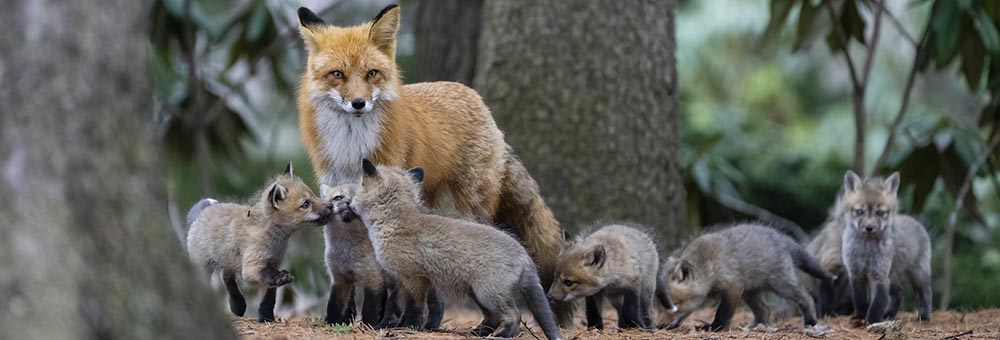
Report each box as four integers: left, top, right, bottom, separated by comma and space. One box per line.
234, 308, 1000, 340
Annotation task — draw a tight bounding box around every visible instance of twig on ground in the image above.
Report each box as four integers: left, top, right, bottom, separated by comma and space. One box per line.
520, 320, 541, 340
939, 330, 973, 340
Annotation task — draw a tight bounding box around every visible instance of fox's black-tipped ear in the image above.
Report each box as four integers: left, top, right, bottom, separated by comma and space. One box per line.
588, 245, 607, 268
283, 162, 293, 176
843, 170, 862, 192
298, 7, 326, 28
407, 167, 424, 184
362, 159, 378, 177
368, 4, 400, 57
268, 183, 288, 209
884, 172, 900, 196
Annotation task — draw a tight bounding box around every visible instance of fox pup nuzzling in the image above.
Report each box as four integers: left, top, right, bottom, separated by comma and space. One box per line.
186, 163, 333, 322
296, 5, 570, 323
665, 224, 835, 331
839, 171, 932, 323
350, 160, 561, 340
547, 223, 674, 330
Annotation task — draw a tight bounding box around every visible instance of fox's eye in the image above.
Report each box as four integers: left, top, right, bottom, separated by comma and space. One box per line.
367, 69, 379, 78
853, 209, 864, 217
332, 195, 344, 201
330, 70, 344, 79
876, 210, 887, 217
562, 279, 575, 287
300, 201, 310, 209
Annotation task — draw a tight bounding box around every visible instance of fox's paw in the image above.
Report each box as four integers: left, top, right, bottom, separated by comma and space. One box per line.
273, 270, 294, 286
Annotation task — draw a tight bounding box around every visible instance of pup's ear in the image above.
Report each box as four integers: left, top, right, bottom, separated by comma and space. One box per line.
362, 158, 378, 177
368, 4, 400, 57
407, 167, 424, 184
283, 162, 293, 176
884, 172, 900, 197
587, 245, 606, 268
843, 170, 862, 192
320, 183, 331, 197
268, 183, 288, 209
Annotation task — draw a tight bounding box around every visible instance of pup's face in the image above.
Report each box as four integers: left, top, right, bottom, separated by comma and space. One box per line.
320, 183, 360, 223
353, 159, 424, 223
260, 163, 333, 226
548, 243, 607, 302
840, 171, 899, 237
664, 257, 709, 314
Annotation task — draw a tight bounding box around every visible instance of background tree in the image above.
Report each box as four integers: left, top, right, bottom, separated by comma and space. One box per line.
474, 0, 690, 244
0, 1, 236, 338
412, 0, 483, 84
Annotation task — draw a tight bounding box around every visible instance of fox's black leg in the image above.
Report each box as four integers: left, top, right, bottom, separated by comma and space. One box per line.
585, 295, 603, 330
361, 287, 385, 327
258, 287, 277, 323
424, 289, 444, 330
222, 272, 247, 317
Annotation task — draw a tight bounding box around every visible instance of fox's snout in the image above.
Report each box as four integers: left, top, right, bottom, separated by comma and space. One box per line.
350, 98, 366, 110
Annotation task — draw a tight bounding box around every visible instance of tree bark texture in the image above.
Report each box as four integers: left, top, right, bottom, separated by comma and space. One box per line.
475, 0, 690, 245
412, 0, 483, 85
0, 1, 236, 339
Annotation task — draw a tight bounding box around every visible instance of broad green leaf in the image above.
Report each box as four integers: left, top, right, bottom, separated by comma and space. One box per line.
247, 0, 270, 42
793, 0, 822, 50
974, 9, 1000, 54
841, 0, 866, 44
930, 0, 961, 68
960, 35, 986, 90
762, 0, 796, 45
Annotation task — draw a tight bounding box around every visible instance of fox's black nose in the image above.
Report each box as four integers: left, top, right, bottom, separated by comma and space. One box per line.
351, 98, 366, 109
864, 225, 875, 232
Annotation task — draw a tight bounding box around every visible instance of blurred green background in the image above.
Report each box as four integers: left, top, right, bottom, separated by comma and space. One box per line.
152, 0, 1000, 315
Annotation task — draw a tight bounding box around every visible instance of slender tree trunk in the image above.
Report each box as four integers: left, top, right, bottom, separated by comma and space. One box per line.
0, 1, 236, 339
412, 0, 483, 85
475, 0, 689, 245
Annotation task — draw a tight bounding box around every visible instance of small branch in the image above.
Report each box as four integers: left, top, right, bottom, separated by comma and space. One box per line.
940, 131, 1000, 309
823, 0, 863, 92
520, 320, 541, 340
861, 0, 885, 89
869, 0, 917, 46
939, 330, 973, 340
712, 192, 809, 241
870, 27, 930, 175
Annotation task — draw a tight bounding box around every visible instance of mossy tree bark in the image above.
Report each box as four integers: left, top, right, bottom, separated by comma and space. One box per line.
0, 1, 236, 339
475, 0, 690, 245
412, 0, 483, 85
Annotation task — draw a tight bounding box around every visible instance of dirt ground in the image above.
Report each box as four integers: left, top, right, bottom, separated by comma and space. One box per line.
234, 308, 1000, 340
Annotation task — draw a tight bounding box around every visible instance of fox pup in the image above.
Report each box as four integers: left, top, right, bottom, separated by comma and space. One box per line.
665, 223, 835, 331
839, 171, 932, 323
186, 163, 333, 322
296, 5, 569, 323
547, 223, 673, 330
350, 159, 561, 340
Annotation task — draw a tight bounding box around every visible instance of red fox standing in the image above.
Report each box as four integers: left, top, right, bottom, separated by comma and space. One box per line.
296, 5, 570, 325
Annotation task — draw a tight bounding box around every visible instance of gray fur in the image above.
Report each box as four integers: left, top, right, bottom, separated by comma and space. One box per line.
353, 164, 561, 340
840, 171, 932, 323
186, 198, 218, 231
665, 223, 830, 331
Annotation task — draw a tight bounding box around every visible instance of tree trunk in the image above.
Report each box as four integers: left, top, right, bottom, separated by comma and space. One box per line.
412, 0, 483, 85
0, 1, 236, 339
475, 0, 690, 245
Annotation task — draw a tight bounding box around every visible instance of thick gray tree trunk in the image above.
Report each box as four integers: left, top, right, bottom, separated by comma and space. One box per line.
0, 1, 236, 339
475, 0, 690, 245
412, 0, 483, 85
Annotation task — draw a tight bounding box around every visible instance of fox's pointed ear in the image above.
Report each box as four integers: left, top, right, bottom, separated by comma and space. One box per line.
843, 170, 862, 192
884, 172, 900, 196
406, 167, 424, 184
298, 7, 325, 51
362, 158, 378, 177
587, 245, 606, 268
283, 162, 293, 176
368, 4, 400, 57
268, 183, 288, 209
298, 7, 326, 28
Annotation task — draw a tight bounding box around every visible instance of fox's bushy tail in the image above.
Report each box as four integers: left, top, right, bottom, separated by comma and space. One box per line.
783, 237, 836, 281
656, 262, 677, 312
186, 198, 218, 232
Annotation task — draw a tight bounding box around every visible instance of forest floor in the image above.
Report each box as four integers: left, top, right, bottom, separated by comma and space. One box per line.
233, 308, 1000, 340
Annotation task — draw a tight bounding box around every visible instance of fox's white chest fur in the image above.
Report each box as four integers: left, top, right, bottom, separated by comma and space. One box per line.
311, 91, 384, 186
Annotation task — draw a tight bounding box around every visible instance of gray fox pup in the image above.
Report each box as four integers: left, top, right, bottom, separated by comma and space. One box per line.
547, 223, 674, 330
350, 159, 561, 340
839, 171, 932, 323
665, 223, 835, 331
186, 163, 332, 322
